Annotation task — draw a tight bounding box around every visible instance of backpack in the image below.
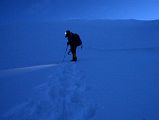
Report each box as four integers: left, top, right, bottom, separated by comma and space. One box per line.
73, 33, 82, 46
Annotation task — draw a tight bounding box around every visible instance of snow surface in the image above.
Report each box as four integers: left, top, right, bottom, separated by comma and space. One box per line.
0, 19, 159, 120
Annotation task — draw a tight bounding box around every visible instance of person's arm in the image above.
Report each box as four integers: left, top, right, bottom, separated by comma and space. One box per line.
67, 41, 70, 46
67, 38, 72, 46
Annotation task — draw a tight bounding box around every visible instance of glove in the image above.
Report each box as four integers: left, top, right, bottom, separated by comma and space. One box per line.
67, 49, 71, 55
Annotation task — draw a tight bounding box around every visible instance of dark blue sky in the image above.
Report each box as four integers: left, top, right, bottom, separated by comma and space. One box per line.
0, 0, 159, 22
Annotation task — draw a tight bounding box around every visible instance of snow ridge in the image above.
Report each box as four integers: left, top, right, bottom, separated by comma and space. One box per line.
3, 63, 96, 120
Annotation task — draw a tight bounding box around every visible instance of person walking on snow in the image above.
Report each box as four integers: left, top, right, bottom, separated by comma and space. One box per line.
65, 30, 82, 62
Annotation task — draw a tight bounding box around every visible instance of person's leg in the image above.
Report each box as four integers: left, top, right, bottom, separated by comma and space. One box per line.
71, 46, 77, 61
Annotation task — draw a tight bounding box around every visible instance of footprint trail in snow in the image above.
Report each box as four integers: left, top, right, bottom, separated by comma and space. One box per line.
3, 63, 96, 120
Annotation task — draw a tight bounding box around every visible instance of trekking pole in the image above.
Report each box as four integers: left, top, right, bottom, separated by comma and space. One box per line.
62, 46, 68, 63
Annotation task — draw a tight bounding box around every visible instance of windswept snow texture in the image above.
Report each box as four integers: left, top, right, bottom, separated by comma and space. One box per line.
2, 63, 96, 120
0, 20, 159, 120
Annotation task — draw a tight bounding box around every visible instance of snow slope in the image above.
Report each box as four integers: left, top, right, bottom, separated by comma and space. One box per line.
0, 19, 159, 120
1, 63, 96, 120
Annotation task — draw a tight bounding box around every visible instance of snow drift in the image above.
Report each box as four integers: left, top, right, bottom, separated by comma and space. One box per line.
2, 63, 96, 120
